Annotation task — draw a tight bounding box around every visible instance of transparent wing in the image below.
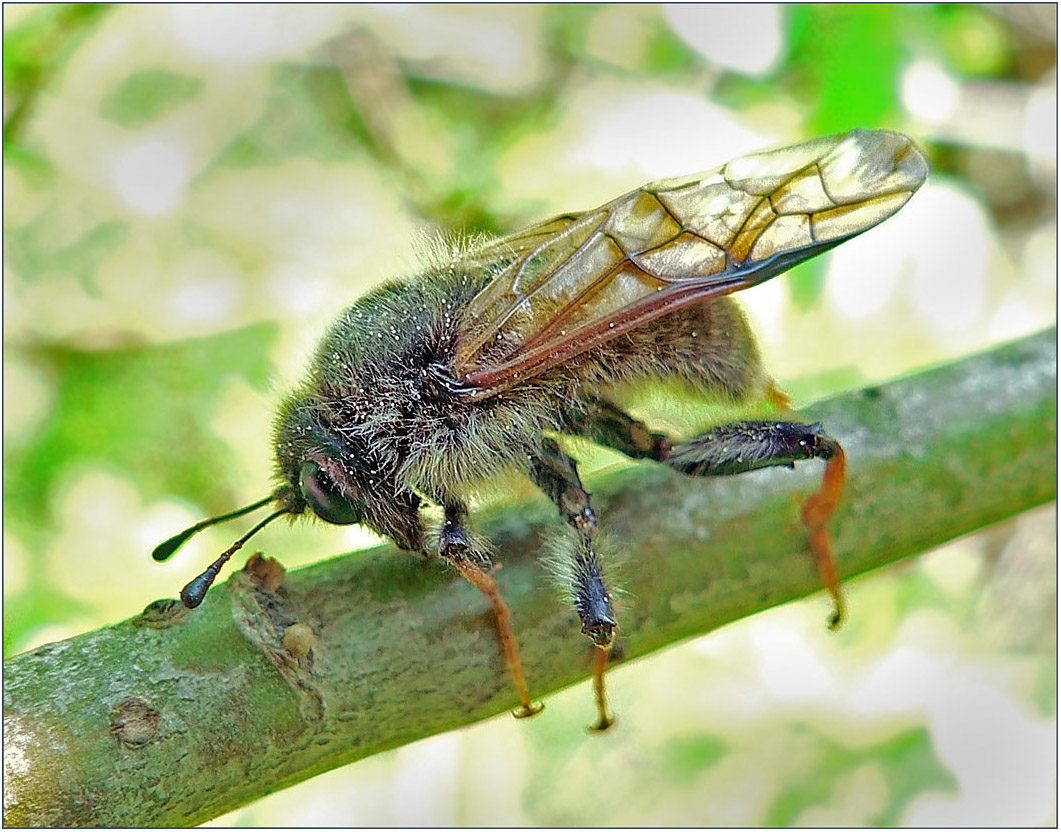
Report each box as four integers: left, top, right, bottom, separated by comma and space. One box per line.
452, 129, 928, 399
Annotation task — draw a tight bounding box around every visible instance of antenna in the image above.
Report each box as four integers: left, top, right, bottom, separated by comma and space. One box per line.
151, 495, 275, 562
179, 509, 287, 608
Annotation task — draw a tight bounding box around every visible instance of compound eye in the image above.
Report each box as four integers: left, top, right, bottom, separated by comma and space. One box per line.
298, 460, 364, 525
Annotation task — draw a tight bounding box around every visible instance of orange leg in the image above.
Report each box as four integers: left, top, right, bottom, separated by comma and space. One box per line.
800, 442, 847, 629
769, 385, 847, 628
451, 558, 544, 718
587, 645, 615, 732
663, 415, 847, 629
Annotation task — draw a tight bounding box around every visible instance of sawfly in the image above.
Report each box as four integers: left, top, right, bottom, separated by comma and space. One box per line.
154, 129, 928, 729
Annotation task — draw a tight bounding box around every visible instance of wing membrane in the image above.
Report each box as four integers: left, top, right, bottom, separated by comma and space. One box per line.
453, 129, 928, 399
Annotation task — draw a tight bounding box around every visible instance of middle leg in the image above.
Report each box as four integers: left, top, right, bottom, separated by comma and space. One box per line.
528, 436, 616, 730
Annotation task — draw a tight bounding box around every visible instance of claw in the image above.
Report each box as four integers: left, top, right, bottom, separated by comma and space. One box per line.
512, 701, 545, 720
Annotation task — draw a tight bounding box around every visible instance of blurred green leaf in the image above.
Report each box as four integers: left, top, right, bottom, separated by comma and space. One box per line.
782, 363, 867, 406
785, 5, 907, 135
642, 23, 700, 75
541, 4, 602, 62
4, 323, 278, 658
934, 5, 1014, 78
98, 68, 204, 128
4, 323, 278, 540
781, 4, 915, 308
713, 71, 793, 110
785, 257, 829, 311
767, 726, 957, 825
875, 727, 960, 824
214, 65, 369, 169
3, 584, 94, 661
7, 218, 128, 291
658, 734, 729, 784
3, 4, 111, 145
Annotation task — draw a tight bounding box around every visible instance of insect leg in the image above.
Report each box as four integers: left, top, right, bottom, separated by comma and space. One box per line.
438, 500, 543, 719
666, 419, 846, 628
561, 397, 672, 461
563, 400, 846, 629
528, 437, 616, 731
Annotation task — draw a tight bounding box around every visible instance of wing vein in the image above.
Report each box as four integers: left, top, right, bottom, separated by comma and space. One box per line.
450, 130, 929, 399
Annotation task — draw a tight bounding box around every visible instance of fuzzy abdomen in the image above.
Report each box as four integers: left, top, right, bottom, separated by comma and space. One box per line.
566, 295, 773, 404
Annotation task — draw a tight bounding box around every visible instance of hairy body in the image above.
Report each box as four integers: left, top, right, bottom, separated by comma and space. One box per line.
158, 129, 927, 727
273, 261, 769, 551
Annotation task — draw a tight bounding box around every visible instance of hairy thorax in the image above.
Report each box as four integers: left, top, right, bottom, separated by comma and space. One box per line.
287, 273, 563, 503
276, 263, 773, 510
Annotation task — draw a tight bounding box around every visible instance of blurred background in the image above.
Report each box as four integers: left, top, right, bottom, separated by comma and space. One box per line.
4, 4, 1056, 826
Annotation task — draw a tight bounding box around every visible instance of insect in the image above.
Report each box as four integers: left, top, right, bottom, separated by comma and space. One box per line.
154, 129, 928, 730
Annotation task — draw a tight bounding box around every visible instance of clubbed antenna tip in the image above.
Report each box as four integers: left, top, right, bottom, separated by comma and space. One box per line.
150, 495, 275, 562
177, 509, 287, 608
151, 495, 286, 608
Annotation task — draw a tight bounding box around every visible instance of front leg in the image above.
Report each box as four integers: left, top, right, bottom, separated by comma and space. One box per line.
528, 437, 616, 731
438, 501, 543, 719
563, 399, 846, 629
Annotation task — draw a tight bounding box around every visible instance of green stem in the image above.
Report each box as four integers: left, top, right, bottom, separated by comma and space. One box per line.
3, 328, 1055, 827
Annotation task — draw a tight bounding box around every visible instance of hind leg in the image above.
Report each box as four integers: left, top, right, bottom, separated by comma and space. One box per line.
664, 419, 846, 628
562, 397, 846, 627
565, 295, 847, 626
